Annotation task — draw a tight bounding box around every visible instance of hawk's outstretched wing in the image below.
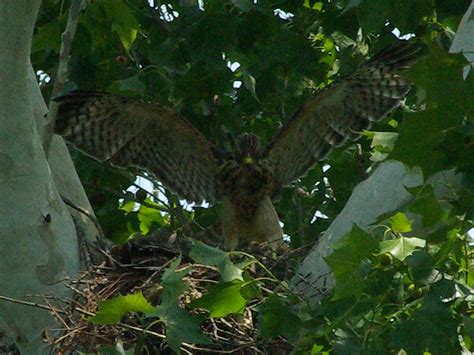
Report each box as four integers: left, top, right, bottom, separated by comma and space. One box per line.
263, 43, 420, 193
55, 91, 219, 203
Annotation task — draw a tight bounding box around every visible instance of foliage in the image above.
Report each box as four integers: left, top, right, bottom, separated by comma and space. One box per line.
33, 0, 473, 353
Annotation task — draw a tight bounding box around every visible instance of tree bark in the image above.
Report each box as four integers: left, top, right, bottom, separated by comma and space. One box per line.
292, 161, 423, 301
0, 2, 81, 352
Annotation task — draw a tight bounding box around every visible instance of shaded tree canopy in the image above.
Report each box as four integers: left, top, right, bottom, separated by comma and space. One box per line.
26, 0, 474, 353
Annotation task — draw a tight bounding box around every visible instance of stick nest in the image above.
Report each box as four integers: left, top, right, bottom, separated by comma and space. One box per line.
50, 238, 306, 354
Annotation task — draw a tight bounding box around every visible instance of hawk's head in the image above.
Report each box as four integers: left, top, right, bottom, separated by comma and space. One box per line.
235, 133, 262, 164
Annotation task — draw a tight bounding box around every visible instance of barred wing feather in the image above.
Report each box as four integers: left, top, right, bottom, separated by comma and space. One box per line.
263, 43, 420, 193
55, 91, 219, 203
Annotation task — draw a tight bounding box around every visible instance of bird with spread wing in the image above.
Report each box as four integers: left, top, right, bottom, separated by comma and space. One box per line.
54, 43, 419, 250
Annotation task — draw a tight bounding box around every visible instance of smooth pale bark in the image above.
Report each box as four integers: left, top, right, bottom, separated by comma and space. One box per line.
0, 2, 80, 353
292, 161, 423, 301
30, 66, 101, 256
450, 2, 474, 64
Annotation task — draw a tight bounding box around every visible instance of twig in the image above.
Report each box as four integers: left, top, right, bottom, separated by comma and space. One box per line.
0, 294, 61, 313
0, 293, 166, 340
44, 0, 85, 154
61, 195, 105, 240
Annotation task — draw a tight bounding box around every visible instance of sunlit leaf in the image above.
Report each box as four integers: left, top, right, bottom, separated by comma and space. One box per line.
388, 212, 413, 233
379, 236, 426, 261
89, 292, 154, 325
190, 280, 247, 317
103, 0, 138, 51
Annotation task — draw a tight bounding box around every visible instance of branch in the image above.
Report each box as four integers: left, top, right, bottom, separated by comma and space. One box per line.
43, 0, 84, 154
61, 194, 105, 240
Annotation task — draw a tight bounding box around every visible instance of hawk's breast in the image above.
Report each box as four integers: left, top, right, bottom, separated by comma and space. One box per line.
216, 159, 273, 221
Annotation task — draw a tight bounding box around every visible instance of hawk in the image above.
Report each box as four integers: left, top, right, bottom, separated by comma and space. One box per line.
54, 43, 419, 250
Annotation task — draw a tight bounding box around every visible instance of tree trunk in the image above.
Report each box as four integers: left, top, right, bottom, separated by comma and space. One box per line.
0, 1, 93, 352
292, 161, 423, 301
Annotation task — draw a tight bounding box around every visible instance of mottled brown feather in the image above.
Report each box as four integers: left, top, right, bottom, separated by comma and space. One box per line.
263, 42, 420, 193
54, 91, 219, 203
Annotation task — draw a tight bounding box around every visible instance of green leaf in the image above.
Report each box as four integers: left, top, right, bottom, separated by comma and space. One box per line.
391, 46, 474, 177
189, 242, 243, 282
102, 0, 139, 51
89, 292, 154, 325
120, 200, 137, 213
325, 225, 379, 300
32, 22, 62, 53
154, 305, 209, 352
159, 257, 189, 307
311, 344, 329, 354
137, 201, 168, 234
190, 280, 247, 317
408, 185, 445, 227
258, 294, 302, 341
388, 212, 413, 233
356, 0, 391, 32
151, 257, 209, 352
367, 131, 399, 162
240, 272, 263, 300
392, 279, 460, 354
379, 236, 426, 261
303, 0, 323, 11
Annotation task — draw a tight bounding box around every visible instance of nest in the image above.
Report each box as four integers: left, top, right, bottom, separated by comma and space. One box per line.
48, 237, 308, 354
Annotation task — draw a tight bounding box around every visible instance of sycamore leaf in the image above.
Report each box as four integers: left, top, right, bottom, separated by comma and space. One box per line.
137, 202, 168, 234
388, 212, 413, 233
367, 131, 399, 162
190, 242, 243, 282
391, 280, 460, 354
408, 185, 446, 227
148, 257, 209, 351
89, 292, 154, 325
159, 257, 189, 308
379, 237, 426, 261
116, 75, 146, 95
190, 280, 247, 317
303, 0, 323, 11
391, 45, 474, 178
258, 294, 302, 341
155, 305, 209, 352
102, 0, 139, 51
325, 225, 378, 300
312, 344, 330, 354
32, 22, 62, 53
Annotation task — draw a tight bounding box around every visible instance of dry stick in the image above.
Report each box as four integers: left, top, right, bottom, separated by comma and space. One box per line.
61, 195, 105, 241
0, 293, 166, 340
43, 0, 84, 154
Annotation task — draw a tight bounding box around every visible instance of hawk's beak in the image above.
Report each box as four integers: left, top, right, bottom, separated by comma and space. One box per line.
243, 156, 254, 165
